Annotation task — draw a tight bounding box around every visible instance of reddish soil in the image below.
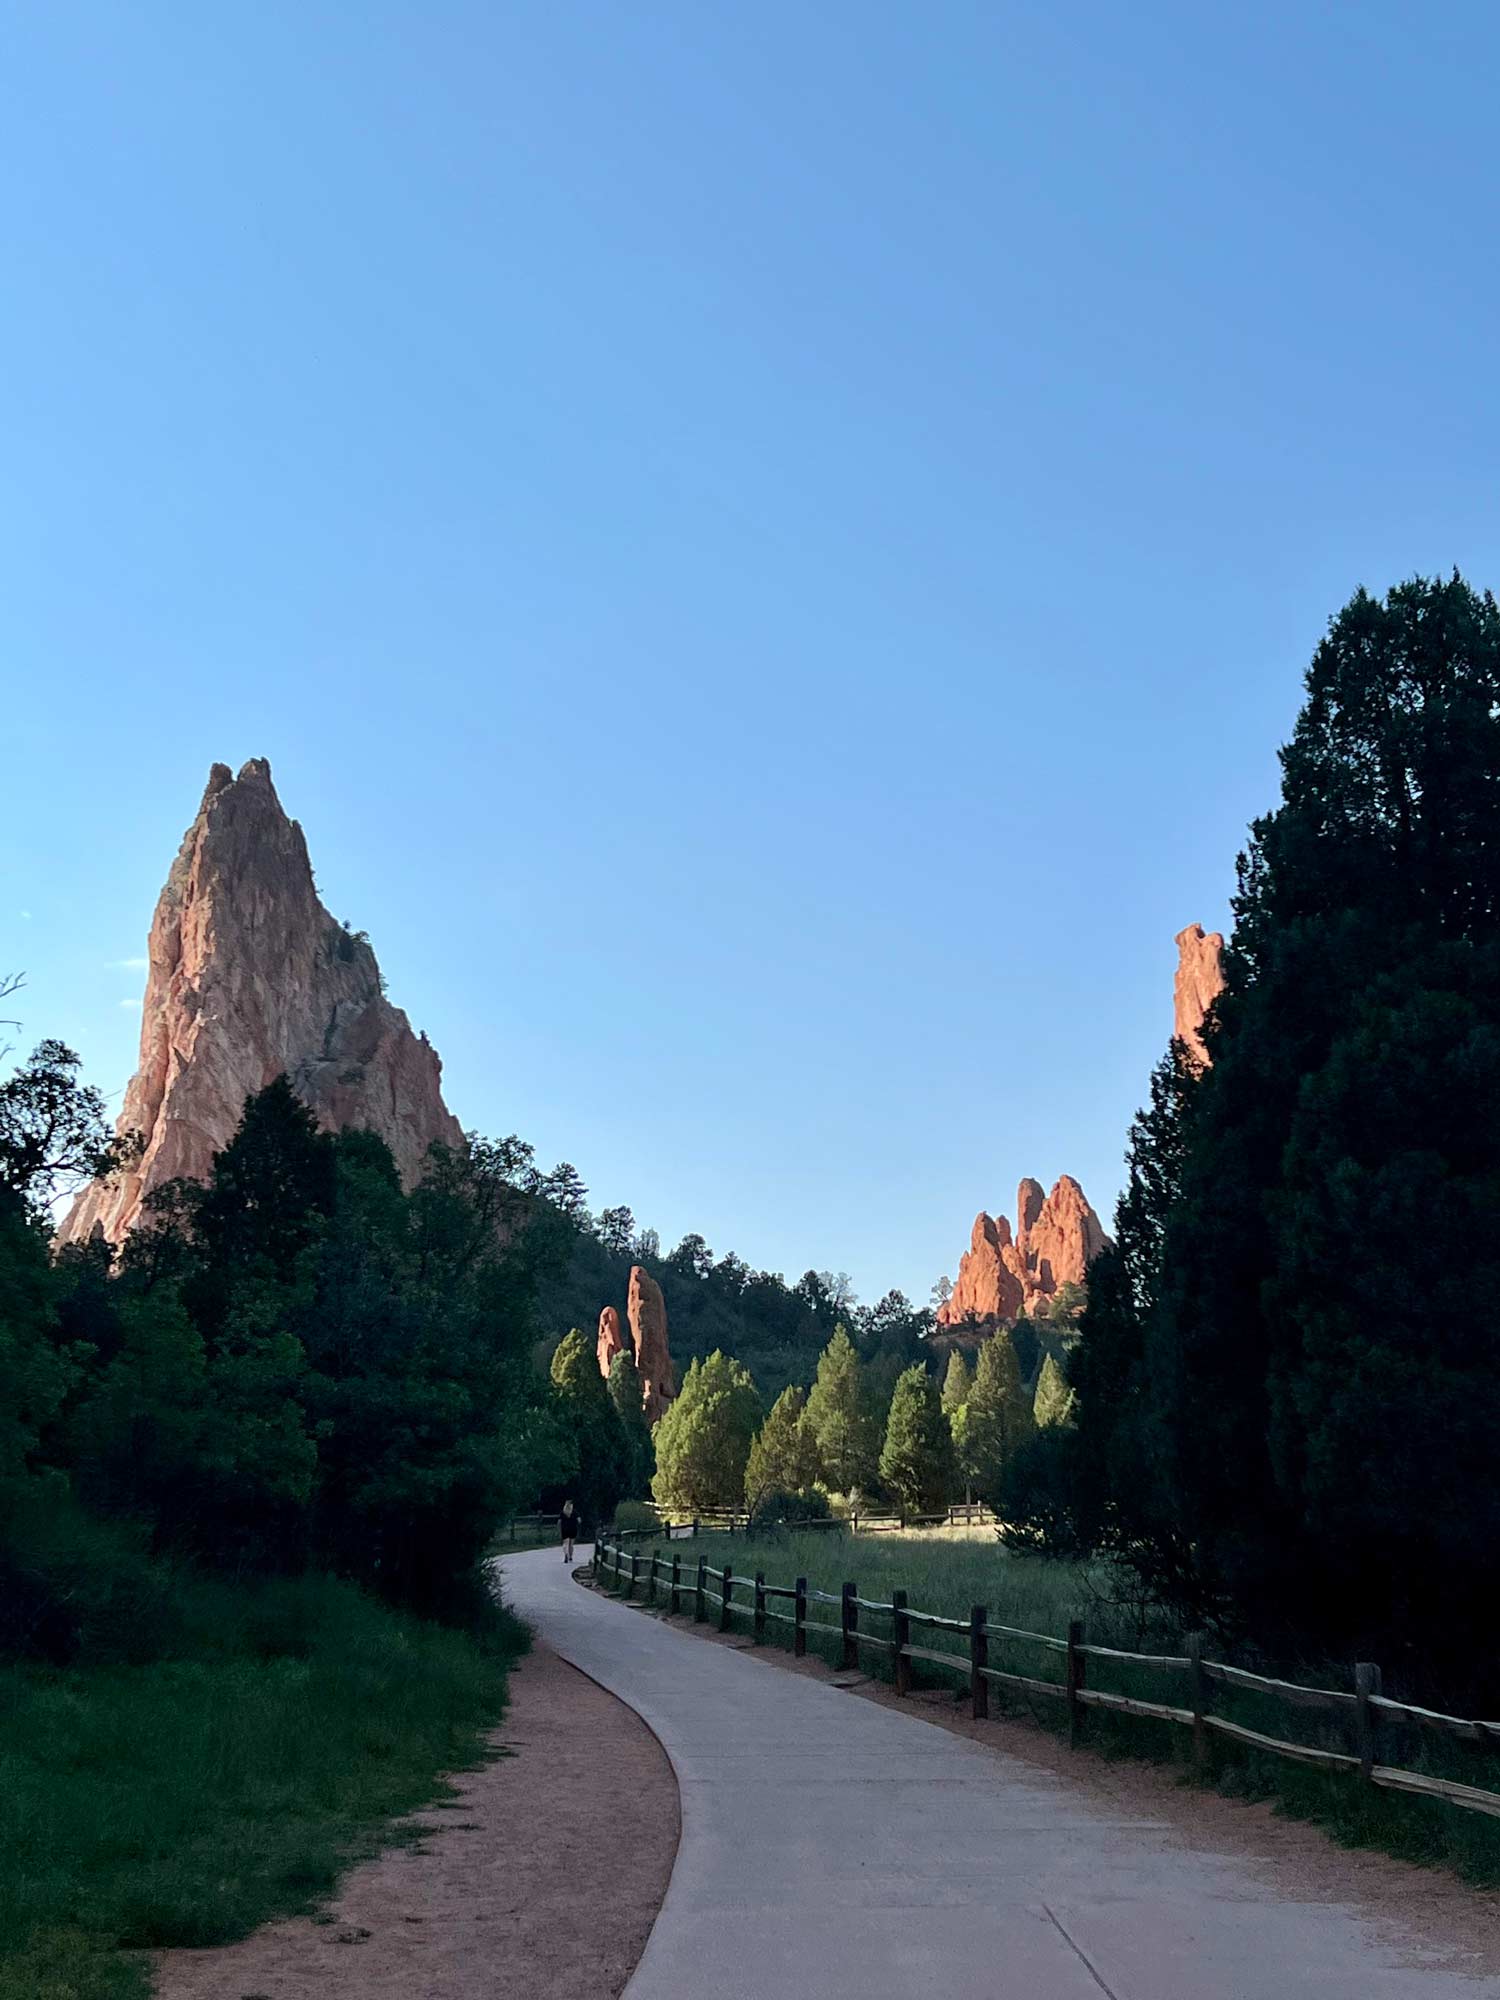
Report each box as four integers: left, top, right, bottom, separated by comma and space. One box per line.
153, 1642, 679, 2000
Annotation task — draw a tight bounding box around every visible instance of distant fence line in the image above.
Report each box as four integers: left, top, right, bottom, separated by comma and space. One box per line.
640, 1502, 997, 1537
591, 1527, 1500, 1824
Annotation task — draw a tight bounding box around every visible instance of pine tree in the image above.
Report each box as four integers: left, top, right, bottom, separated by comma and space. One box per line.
1032, 1352, 1075, 1428
651, 1351, 762, 1515
878, 1365, 956, 1515
954, 1330, 1032, 1502
744, 1384, 821, 1509
607, 1350, 654, 1497
551, 1328, 630, 1529
939, 1349, 971, 1418
1063, 574, 1500, 1682
803, 1324, 880, 1498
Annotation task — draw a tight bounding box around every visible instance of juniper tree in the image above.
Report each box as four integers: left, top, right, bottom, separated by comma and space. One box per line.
651, 1351, 762, 1515
1032, 1352, 1075, 1429
939, 1349, 972, 1419
878, 1365, 957, 1516
953, 1330, 1032, 1502
803, 1324, 880, 1498
744, 1384, 821, 1511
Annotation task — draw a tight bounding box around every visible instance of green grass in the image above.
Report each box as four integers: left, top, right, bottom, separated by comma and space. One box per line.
0, 1570, 525, 2000
615, 1525, 1500, 1885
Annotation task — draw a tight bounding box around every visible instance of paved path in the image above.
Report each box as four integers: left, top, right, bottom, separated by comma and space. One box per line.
502, 1548, 1496, 2000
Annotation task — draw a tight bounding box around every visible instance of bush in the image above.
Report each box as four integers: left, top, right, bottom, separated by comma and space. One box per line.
749, 1485, 830, 1527
612, 1500, 661, 1535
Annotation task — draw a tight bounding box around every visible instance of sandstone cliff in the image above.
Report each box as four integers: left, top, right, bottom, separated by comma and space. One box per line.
62, 758, 462, 1244
1174, 921, 1226, 1069
936, 1175, 1109, 1334
627, 1264, 676, 1425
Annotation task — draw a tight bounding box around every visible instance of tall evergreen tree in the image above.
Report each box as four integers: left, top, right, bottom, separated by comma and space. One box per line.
1061, 575, 1500, 1682
744, 1384, 821, 1509
1032, 1353, 1075, 1429
607, 1350, 654, 1498
651, 1351, 762, 1515
878, 1366, 956, 1515
550, 1329, 630, 1529
803, 1324, 881, 1498
954, 1330, 1032, 1502
939, 1349, 972, 1419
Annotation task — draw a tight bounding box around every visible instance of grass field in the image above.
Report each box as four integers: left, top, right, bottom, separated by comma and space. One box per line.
0, 1569, 525, 2000
611, 1524, 1500, 1886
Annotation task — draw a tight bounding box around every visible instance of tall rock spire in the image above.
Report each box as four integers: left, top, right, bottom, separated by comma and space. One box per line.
1174, 922, 1226, 1069
935, 1174, 1110, 1335
61, 758, 462, 1244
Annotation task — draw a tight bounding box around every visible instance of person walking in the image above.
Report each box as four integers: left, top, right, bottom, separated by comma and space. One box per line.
560, 1499, 578, 1564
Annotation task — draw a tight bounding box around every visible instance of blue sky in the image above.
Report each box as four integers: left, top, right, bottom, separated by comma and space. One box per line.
5, 2, 1499, 1308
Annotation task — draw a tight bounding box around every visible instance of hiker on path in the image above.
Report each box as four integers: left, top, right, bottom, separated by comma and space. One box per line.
560, 1500, 577, 1564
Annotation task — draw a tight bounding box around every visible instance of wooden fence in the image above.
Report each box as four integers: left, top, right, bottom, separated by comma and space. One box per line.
636, 1502, 997, 1536
591, 1530, 1500, 1823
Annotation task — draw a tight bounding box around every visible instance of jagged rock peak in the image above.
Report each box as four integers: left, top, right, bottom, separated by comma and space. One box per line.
936, 1175, 1110, 1335
597, 1305, 626, 1378
1174, 922, 1226, 1069
60, 758, 463, 1245
627, 1264, 676, 1426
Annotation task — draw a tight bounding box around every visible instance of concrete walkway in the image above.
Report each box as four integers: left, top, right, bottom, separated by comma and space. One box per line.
501, 1548, 1496, 2000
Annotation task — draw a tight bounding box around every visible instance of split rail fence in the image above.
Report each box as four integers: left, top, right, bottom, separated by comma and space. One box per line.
592, 1529, 1500, 1824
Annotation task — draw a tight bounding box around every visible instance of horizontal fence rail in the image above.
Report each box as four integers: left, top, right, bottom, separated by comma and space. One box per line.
587, 1530, 1500, 1824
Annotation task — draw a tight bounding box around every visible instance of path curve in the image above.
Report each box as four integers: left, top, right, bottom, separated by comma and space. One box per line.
502, 1546, 1499, 2000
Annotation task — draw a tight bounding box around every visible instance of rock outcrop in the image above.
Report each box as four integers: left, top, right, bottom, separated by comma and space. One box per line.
627, 1264, 676, 1425
1174, 922, 1226, 1069
936, 1175, 1109, 1335
597, 1305, 626, 1377
61, 758, 462, 1245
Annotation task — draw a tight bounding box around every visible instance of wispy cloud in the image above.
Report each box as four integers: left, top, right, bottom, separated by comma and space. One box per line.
117, 997, 141, 1010
108, 956, 149, 970
18, 911, 31, 922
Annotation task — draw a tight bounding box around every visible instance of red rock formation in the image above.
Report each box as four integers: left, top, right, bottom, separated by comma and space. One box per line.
1174, 922, 1226, 1070
1020, 1174, 1107, 1293
597, 1305, 626, 1378
627, 1264, 676, 1425
936, 1175, 1109, 1335
938, 1212, 1025, 1330
61, 759, 462, 1245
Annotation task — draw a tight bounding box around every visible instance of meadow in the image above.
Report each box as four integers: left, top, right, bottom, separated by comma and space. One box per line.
0, 1559, 523, 2000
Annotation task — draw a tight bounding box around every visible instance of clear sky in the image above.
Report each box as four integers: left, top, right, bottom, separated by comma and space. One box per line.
5, 3, 1498, 1308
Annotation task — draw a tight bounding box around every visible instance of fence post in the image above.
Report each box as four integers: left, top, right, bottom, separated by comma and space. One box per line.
841, 1582, 858, 1669
1187, 1632, 1208, 1780
720, 1564, 733, 1633
670, 1554, 681, 1616
754, 1571, 766, 1644
1356, 1662, 1382, 1784
1066, 1619, 1086, 1750
650, 1548, 661, 1605
628, 1551, 639, 1600
970, 1605, 988, 1720
893, 1589, 911, 1696
695, 1557, 707, 1621
692, 1519, 699, 1540
793, 1577, 808, 1657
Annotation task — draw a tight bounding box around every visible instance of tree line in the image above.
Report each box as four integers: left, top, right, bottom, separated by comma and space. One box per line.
1003, 574, 1500, 1704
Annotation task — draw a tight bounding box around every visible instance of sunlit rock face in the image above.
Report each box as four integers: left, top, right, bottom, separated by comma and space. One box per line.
61, 758, 462, 1245
627, 1264, 676, 1425
1174, 921, 1226, 1070
936, 1176, 1110, 1335
597, 1305, 627, 1378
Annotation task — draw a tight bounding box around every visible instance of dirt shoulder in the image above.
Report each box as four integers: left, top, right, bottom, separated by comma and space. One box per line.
154, 1641, 679, 2000
616, 1586, 1500, 1983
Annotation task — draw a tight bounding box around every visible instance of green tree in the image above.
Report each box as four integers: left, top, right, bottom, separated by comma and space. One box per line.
803, 1324, 880, 1497
1032, 1352, 1075, 1428
608, 1350, 654, 1498
744, 1385, 820, 1510
954, 1330, 1033, 1502
0, 1038, 134, 1220
550, 1329, 630, 1530
878, 1365, 956, 1515
651, 1351, 761, 1515
1060, 575, 1500, 1684
939, 1350, 971, 1418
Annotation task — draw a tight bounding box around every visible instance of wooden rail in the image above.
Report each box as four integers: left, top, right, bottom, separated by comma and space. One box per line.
588, 1534, 1500, 1824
